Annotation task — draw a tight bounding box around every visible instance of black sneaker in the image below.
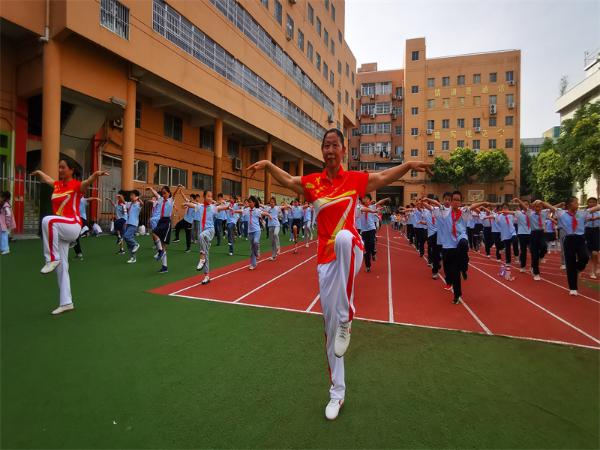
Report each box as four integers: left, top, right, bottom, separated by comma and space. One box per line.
461, 270, 468, 281
366, 267, 371, 273
158, 266, 168, 274
453, 297, 461, 304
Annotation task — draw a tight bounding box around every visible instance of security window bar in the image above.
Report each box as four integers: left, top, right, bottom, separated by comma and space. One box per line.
100, 0, 129, 39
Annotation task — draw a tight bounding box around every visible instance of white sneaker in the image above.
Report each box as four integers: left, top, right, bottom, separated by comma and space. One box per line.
520, 267, 526, 273
569, 290, 578, 296
305, 243, 309, 248
0, 250, 9, 255
41, 260, 61, 274
540, 258, 546, 264
533, 275, 541, 281
432, 273, 438, 280
201, 275, 210, 285
334, 321, 351, 357
127, 257, 136, 264
76, 253, 83, 260
560, 265, 566, 270
196, 259, 206, 271
325, 398, 344, 420
590, 272, 597, 280
132, 243, 140, 253
52, 303, 74, 315
229, 252, 233, 256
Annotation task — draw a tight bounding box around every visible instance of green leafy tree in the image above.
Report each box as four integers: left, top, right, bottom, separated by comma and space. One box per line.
532, 148, 574, 203
556, 101, 600, 194
520, 143, 536, 196
431, 147, 479, 188
431, 156, 454, 185
475, 149, 511, 183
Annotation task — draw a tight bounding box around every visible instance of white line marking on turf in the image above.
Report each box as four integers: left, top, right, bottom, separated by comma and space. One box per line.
540, 277, 600, 304
234, 254, 317, 303
386, 226, 394, 323
306, 294, 320, 312
169, 240, 317, 296
469, 263, 600, 345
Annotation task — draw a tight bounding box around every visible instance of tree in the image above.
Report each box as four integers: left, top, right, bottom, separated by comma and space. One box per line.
430, 147, 478, 188
520, 143, 534, 196
556, 101, 600, 195
475, 149, 511, 183
532, 148, 574, 204
431, 156, 454, 186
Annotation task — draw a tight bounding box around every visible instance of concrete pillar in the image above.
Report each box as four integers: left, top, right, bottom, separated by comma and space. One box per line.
264, 138, 272, 201
121, 79, 136, 190
41, 40, 61, 179
213, 118, 223, 194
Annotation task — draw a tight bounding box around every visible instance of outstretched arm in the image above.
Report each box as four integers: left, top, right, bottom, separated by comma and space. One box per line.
247, 160, 304, 196
104, 197, 116, 207
512, 197, 528, 210
31, 170, 55, 187
375, 197, 390, 206
146, 187, 160, 199
366, 162, 432, 193
81, 171, 109, 192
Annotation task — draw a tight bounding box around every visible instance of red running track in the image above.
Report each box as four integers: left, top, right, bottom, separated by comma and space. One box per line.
151, 226, 600, 350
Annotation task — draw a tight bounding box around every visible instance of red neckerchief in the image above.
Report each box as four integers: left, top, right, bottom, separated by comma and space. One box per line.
451, 209, 462, 238
201, 202, 209, 229
567, 211, 577, 232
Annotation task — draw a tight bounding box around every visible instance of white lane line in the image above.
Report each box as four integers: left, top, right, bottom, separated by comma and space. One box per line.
169, 239, 317, 295
386, 226, 394, 323
540, 276, 600, 304
234, 254, 317, 303
469, 263, 600, 345
306, 294, 320, 312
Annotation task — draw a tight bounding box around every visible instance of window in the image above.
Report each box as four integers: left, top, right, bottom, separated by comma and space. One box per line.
200, 128, 214, 150
324, 29, 329, 47
489, 72, 497, 82
297, 29, 304, 50
489, 117, 497, 127
457, 75, 465, 85
489, 95, 497, 105
458, 96, 465, 106
442, 119, 449, 129
442, 98, 449, 108
457, 118, 465, 128
331, 4, 335, 20
411, 127, 418, 136
505, 115, 514, 126
351, 147, 358, 158
346, 63, 350, 77
338, 30, 342, 43
134, 160, 148, 182
324, 0, 329, 10
261, 0, 268, 7
274, 0, 282, 24
352, 72, 354, 85
286, 15, 294, 39
473, 73, 481, 84
506, 94, 514, 106
100, 0, 129, 39
473, 96, 481, 106
427, 99, 435, 109
395, 87, 403, 97
345, 90, 349, 105
337, 60, 342, 75
330, 71, 334, 86
330, 39, 335, 55
427, 142, 434, 151
222, 179, 241, 197
351, 128, 360, 136
411, 85, 419, 94
410, 170, 418, 178
227, 139, 240, 159
154, 164, 187, 187
135, 101, 141, 128
395, 126, 402, 135
164, 113, 183, 141
192, 172, 213, 191
308, 3, 314, 24
505, 71, 514, 81
411, 107, 418, 115
473, 118, 481, 128
442, 76, 450, 86
505, 138, 514, 148
472, 140, 480, 150
442, 141, 449, 151
359, 122, 391, 135
316, 17, 321, 35
316, 52, 321, 71
427, 120, 435, 130
489, 139, 497, 149
307, 41, 313, 62
410, 149, 419, 157
323, 62, 328, 79
411, 50, 419, 61
457, 140, 465, 148
427, 78, 435, 88
250, 148, 260, 164
375, 102, 391, 114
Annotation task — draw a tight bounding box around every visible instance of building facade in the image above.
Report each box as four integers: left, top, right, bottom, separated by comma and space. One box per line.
0, 0, 357, 233
349, 38, 521, 207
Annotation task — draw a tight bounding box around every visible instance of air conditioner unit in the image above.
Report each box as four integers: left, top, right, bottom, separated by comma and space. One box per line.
427, 150, 435, 156
233, 158, 242, 171
396, 95, 402, 101
507, 80, 516, 86
508, 102, 515, 109
426, 129, 433, 135
370, 113, 376, 119
489, 104, 497, 115
112, 118, 124, 129
370, 94, 375, 99
474, 127, 481, 133
392, 95, 397, 100
327, 114, 334, 123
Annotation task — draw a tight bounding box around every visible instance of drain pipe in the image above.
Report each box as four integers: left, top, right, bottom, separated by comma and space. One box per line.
39, 0, 50, 42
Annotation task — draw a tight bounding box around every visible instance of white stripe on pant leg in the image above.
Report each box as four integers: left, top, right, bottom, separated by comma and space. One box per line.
332, 230, 363, 323
55, 220, 81, 307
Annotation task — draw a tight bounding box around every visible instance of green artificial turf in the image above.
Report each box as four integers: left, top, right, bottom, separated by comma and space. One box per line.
1, 235, 599, 449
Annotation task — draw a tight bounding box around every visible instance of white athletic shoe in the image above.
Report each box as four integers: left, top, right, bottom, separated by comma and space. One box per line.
334, 322, 351, 358
132, 243, 140, 254
520, 267, 526, 273
41, 260, 61, 274
432, 273, 438, 280
533, 274, 541, 281
540, 258, 546, 264
325, 398, 344, 420
127, 257, 136, 264
569, 290, 578, 296
1, 250, 10, 255
560, 265, 566, 270
305, 243, 309, 248
201, 275, 210, 285
248, 265, 256, 270
590, 272, 597, 280
196, 259, 206, 271
51, 303, 74, 315
229, 252, 233, 256
486, 254, 491, 258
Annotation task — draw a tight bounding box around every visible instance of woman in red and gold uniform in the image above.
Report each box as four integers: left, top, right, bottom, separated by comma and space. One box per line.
32, 160, 108, 315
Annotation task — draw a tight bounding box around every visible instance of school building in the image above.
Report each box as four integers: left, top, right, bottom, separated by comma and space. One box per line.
349, 38, 521, 208
0, 0, 357, 232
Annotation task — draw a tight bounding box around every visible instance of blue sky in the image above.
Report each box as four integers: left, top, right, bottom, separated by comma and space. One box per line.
344, 0, 600, 137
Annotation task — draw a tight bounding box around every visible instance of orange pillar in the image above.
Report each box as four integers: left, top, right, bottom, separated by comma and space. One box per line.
121, 79, 136, 190
264, 138, 272, 201
41, 40, 61, 179
213, 118, 223, 194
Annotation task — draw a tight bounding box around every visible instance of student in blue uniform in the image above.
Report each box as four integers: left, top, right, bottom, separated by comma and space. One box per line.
513, 199, 532, 273
214, 193, 227, 246
173, 192, 195, 252
544, 197, 600, 295
289, 199, 304, 253
492, 203, 518, 266
266, 197, 282, 260
358, 194, 379, 273
72, 195, 101, 259
123, 190, 143, 263
106, 192, 128, 255
584, 197, 600, 279
303, 202, 314, 247
514, 199, 549, 280
226, 197, 241, 256
147, 185, 182, 273
281, 202, 289, 236
480, 208, 494, 258
423, 201, 440, 279
243, 196, 271, 269
413, 202, 427, 257
147, 190, 161, 257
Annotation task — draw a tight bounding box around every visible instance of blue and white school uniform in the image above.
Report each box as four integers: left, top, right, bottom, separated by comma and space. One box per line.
124, 201, 142, 254
248, 207, 263, 268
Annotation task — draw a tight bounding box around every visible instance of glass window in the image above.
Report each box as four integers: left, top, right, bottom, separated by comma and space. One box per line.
489, 117, 497, 127
489, 139, 497, 149
489, 72, 497, 82
457, 75, 465, 85
395, 87, 403, 97
411, 85, 419, 93
352, 72, 354, 85
411, 50, 419, 61
308, 3, 314, 24
261, 0, 268, 7
411, 127, 418, 136
274, 0, 282, 24
457, 140, 465, 148
331, 4, 335, 20
227, 139, 240, 159
506, 71, 514, 81
316, 17, 321, 35
505, 138, 513, 148
473, 118, 481, 128
506, 94, 514, 106
442, 119, 449, 129
324, 29, 329, 47
345, 90, 349, 105
307, 41, 313, 62
316, 52, 321, 70
297, 29, 304, 50
330, 71, 334, 86
345, 62, 350, 77
135, 101, 141, 128
489, 95, 497, 105
472, 139, 480, 150
192, 172, 213, 191
427, 78, 435, 88
427, 120, 435, 130
222, 179, 241, 197
505, 115, 514, 126
324, 0, 329, 10
410, 149, 418, 157
323, 62, 328, 79
395, 126, 402, 135
164, 113, 183, 141
442, 76, 450, 86
330, 39, 335, 55
286, 15, 294, 39
427, 99, 435, 108
457, 118, 465, 128
100, 0, 129, 39
411, 107, 418, 115
338, 30, 342, 43
337, 60, 342, 74
442, 141, 449, 151
200, 128, 214, 150
473, 73, 481, 84
134, 159, 147, 182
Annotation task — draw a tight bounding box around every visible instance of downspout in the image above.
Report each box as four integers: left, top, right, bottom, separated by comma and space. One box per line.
39, 0, 50, 42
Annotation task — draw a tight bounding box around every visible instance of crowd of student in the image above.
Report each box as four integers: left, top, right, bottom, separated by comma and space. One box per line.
383, 193, 600, 302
